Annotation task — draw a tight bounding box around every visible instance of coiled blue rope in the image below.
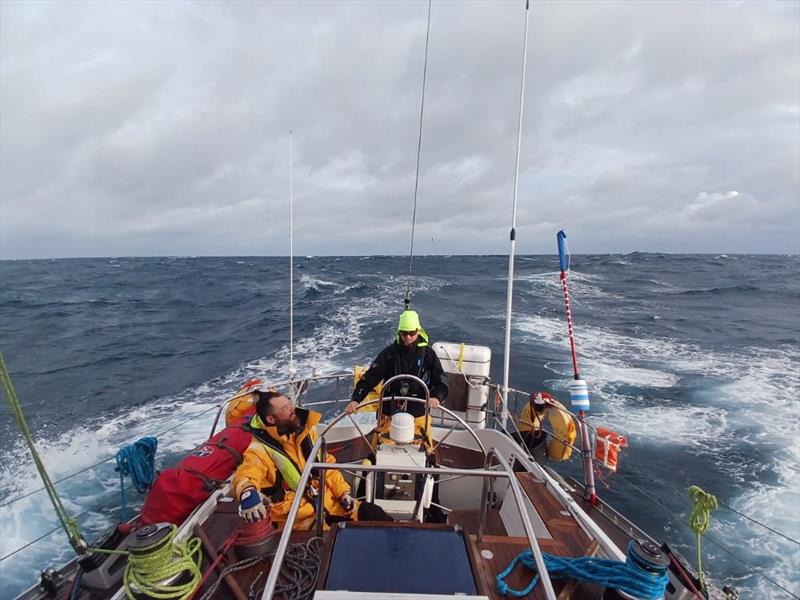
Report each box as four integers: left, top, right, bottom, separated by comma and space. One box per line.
496, 540, 669, 599
115, 436, 158, 521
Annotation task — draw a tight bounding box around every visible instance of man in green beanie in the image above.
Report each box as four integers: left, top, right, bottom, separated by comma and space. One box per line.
346, 309, 449, 522
345, 309, 448, 421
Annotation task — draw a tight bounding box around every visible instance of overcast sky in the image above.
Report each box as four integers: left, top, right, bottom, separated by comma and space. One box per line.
1, 1, 798, 258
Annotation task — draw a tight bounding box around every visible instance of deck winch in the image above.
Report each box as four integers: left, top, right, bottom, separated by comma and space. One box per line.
124, 522, 202, 600
496, 538, 670, 600
233, 514, 278, 559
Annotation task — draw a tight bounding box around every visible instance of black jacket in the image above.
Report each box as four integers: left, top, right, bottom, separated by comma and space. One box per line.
352, 340, 448, 418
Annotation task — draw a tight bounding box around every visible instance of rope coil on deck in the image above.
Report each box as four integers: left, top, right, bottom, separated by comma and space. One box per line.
196, 536, 324, 600
124, 524, 202, 600
235, 516, 275, 546
496, 540, 669, 599
116, 436, 158, 520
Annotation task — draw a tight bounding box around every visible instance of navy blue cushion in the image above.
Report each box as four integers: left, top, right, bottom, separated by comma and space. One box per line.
324, 525, 478, 594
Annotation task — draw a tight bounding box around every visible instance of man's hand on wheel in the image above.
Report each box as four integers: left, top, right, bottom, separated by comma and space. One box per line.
340, 493, 356, 512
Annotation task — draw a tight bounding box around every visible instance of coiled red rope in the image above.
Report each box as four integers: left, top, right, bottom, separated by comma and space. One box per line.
235, 515, 275, 545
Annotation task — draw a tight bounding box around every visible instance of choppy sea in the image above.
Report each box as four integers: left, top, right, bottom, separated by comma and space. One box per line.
0, 254, 798, 599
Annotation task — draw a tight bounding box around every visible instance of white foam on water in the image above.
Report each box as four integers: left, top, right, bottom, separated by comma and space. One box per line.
328, 411, 378, 428
0, 361, 258, 592
0, 427, 113, 501
592, 391, 732, 453
709, 476, 800, 598
516, 313, 800, 597
515, 270, 621, 304
0, 269, 450, 597
268, 271, 447, 379
299, 273, 337, 292
519, 316, 680, 389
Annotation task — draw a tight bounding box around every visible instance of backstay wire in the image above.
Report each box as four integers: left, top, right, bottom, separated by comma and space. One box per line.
404, 0, 432, 310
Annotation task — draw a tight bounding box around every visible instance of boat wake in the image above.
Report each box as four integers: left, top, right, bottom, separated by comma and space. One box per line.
517, 314, 800, 598
0, 255, 796, 599
0, 269, 451, 599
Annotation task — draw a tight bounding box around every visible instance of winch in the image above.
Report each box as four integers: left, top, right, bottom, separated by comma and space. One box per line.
125, 522, 202, 597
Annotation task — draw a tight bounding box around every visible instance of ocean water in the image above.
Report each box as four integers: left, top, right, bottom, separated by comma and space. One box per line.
0, 254, 798, 599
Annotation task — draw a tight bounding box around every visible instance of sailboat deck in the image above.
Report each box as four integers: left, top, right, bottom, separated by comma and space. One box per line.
188, 443, 611, 600
446, 473, 604, 600
26, 437, 639, 600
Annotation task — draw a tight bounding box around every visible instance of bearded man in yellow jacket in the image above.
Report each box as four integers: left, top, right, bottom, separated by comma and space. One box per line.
233, 390, 391, 530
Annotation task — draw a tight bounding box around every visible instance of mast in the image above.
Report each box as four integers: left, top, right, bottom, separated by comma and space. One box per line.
501, 0, 530, 427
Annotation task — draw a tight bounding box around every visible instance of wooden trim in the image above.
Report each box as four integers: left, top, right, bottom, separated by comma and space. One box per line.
315, 524, 339, 590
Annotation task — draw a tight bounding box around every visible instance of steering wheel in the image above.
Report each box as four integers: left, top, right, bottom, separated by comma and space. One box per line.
376, 374, 431, 437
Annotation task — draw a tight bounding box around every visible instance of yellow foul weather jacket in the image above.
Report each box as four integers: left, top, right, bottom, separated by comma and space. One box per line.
233, 408, 352, 530
517, 402, 546, 435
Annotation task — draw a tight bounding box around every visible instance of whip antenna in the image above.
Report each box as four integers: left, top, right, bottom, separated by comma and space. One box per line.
500, 0, 531, 428
404, 0, 432, 310
289, 131, 295, 381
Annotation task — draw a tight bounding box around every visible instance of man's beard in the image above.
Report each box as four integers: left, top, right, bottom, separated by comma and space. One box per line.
276, 415, 302, 436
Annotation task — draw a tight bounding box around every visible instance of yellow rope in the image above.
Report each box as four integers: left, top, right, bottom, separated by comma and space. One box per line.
123, 525, 202, 600
0, 353, 87, 552
688, 485, 718, 591
457, 342, 465, 372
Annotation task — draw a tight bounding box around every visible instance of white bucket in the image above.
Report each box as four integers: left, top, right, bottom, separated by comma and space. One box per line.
389, 412, 415, 444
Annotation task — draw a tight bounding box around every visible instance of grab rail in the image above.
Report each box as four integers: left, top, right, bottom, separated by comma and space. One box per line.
260, 431, 326, 600
261, 397, 491, 600
208, 371, 354, 437
260, 443, 556, 599
487, 448, 557, 600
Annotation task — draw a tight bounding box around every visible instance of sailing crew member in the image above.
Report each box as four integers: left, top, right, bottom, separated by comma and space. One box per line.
346, 309, 449, 522
344, 309, 448, 443
234, 391, 391, 529
516, 392, 553, 464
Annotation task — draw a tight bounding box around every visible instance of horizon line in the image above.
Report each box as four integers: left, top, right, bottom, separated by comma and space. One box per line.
2, 251, 799, 261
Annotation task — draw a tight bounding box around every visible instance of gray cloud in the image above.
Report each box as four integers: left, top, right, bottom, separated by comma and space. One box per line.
1, 0, 798, 258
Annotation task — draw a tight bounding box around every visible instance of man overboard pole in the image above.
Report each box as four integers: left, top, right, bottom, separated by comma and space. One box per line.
556, 230, 597, 503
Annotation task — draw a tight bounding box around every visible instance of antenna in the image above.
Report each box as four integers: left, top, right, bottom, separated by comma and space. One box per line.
500, 0, 530, 428
289, 131, 295, 382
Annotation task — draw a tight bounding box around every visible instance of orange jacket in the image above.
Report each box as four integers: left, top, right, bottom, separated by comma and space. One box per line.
233, 408, 352, 530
